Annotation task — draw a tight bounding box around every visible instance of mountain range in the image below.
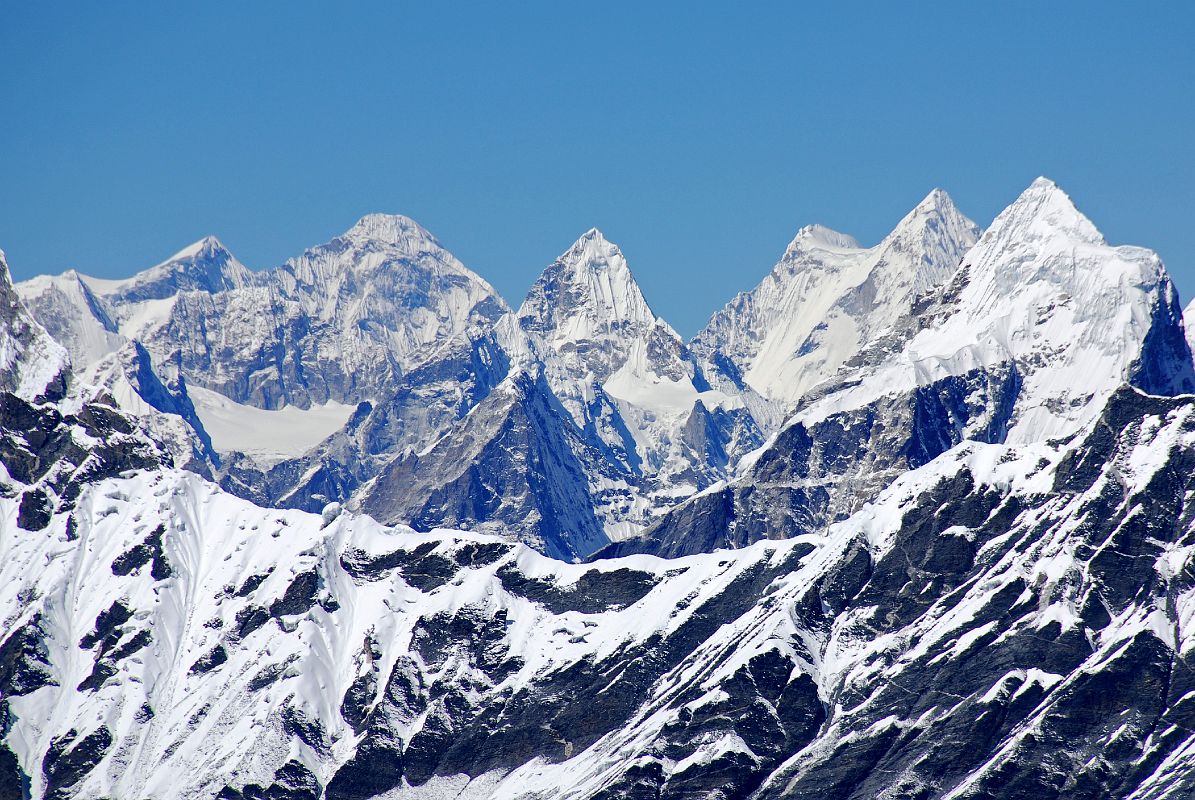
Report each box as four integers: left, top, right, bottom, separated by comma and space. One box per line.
4, 177, 1195, 799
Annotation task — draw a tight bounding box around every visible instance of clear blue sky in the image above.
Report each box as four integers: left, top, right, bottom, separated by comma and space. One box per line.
2, 2, 1192, 336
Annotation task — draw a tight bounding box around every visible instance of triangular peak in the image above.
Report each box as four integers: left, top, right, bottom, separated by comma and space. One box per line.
885, 187, 974, 237
977, 176, 1104, 250
158, 234, 233, 266
557, 226, 631, 273
519, 227, 669, 338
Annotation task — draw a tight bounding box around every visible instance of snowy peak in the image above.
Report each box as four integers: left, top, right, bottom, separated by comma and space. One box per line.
782, 224, 861, 257
693, 189, 978, 406
288, 212, 499, 296
519, 228, 668, 347
871, 187, 980, 298
102, 234, 253, 304
342, 212, 440, 248
797, 176, 1193, 443
975, 176, 1104, 256
161, 234, 232, 265
962, 176, 1150, 312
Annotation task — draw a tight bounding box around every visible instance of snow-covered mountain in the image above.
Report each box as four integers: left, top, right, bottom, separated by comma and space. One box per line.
516, 229, 763, 531
5, 384, 1195, 799
692, 189, 979, 407
7, 176, 1195, 799
613, 178, 1195, 558
16, 215, 508, 412
288, 231, 764, 555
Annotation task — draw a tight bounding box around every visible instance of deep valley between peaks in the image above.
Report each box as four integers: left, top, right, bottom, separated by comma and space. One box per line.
3, 177, 1195, 799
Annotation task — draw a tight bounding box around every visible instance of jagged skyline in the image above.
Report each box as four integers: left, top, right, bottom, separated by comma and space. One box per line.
1, 4, 1192, 337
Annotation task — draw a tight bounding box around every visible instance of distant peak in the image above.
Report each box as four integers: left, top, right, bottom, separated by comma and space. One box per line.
345, 213, 437, 246
911, 187, 956, 214
987, 176, 1104, 246
884, 187, 979, 243
561, 227, 627, 270
520, 226, 665, 337
163, 235, 229, 264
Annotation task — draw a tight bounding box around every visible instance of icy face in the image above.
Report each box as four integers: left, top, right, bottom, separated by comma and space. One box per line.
692, 189, 980, 406
519, 229, 681, 383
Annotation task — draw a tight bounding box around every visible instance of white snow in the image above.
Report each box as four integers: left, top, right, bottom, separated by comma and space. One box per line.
189, 385, 356, 464
693, 188, 979, 405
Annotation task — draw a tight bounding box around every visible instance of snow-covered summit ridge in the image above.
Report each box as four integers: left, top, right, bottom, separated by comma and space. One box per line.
94, 234, 256, 303
518, 227, 676, 348
693, 187, 980, 405
783, 223, 861, 254
341, 212, 443, 249
161, 234, 235, 265
797, 176, 1195, 442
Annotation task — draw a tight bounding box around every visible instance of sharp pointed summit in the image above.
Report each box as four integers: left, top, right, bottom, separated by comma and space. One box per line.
518, 229, 672, 365
161, 234, 233, 265
693, 189, 979, 404
974, 175, 1104, 251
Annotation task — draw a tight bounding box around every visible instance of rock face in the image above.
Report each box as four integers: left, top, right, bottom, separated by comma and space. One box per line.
0, 253, 165, 537
0, 250, 69, 404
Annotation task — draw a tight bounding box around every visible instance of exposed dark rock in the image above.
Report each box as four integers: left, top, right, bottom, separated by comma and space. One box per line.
190, 645, 228, 675
16, 487, 52, 530
269, 571, 320, 619
111, 524, 171, 579
41, 726, 112, 800
496, 564, 660, 614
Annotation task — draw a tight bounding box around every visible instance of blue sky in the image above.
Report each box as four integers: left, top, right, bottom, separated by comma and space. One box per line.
2, 2, 1192, 336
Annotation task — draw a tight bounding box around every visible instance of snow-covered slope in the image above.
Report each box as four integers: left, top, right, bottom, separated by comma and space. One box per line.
5, 384, 1195, 799
188, 385, 357, 466
692, 189, 979, 407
